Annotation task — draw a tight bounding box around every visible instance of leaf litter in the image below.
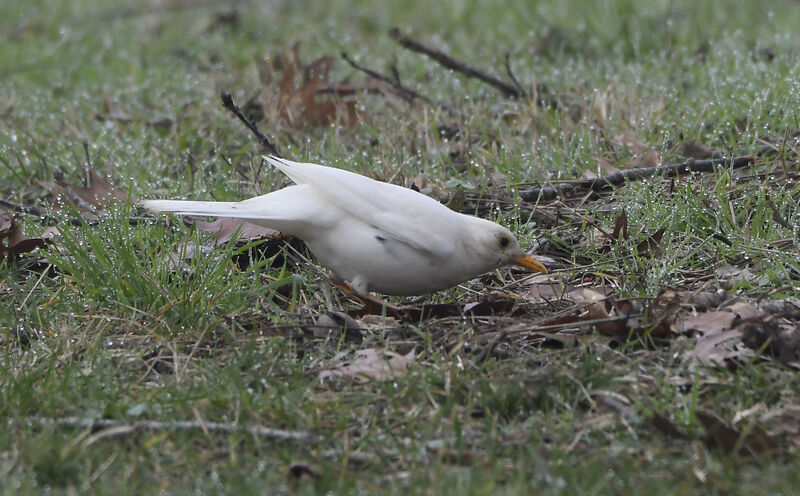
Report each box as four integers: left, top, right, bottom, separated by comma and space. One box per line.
319, 348, 416, 382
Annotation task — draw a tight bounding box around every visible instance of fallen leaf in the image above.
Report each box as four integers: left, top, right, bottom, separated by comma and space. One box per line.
760, 404, 800, 443
46, 167, 131, 217
612, 211, 628, 241
0, 211, 50, 259
348, 297, 528, 321
696, 411, 781, 458
562, 288, 630, 336
622, 149, 660, 169
411, 173, 450, 202
651, 410, 784, 458
275, 46, 361, 128
679, 311, 737, 336
319, 348, 415, 382
598, 211, 627, 252
598, 212, 662, 256
739, 317, 800, 364
650, 413, 690, 440
691, 329, 747, 367
502, 112, 522, 127
594, 156, 621, 176
527, 283, 574, 303
614, 131, 648, 155
715, 265, 757, 289
192, 217, 280, 245
310, 311, 363, 343
636, 228, 664, 257
682, 140, 724, 160
613, 131, 661, 169
728, 301, 761, 320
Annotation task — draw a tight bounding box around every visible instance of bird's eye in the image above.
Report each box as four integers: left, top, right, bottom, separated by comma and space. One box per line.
499, 236, 510, 248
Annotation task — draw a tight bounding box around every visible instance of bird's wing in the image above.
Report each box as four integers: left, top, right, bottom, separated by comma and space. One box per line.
266, 156, 457, 257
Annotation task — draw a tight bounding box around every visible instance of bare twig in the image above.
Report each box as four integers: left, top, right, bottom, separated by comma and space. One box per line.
765, 194, 794, 231
340, 52, 459, 116
0, 197, 46, 217
220, 93, 281, 157
388, 27, 524, 98
340, 52, 422, 103
504, 52, 525, 97
14, 416, 323, 443
52, 171, 106, 219
0, 197, 161, 227
520, 155, 759, 202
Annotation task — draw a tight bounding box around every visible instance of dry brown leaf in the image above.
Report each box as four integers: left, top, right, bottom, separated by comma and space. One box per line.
348, 298, 527, 321
47, 168, 131, 216
565, 288, 630, 336
319, 348, 415, 382
739, 318, 800, 365
533, 287, 673, 338
276, 46, 361, 128
679, 311, 737, 336
682, 140, 724, 160
502, 112, 522, 128
0, 210, 11, 232
411, 173, 450, 202
691, 329, 748, 367
615, 131, 649, 155
636, 228, 665, 257
527, 283, 574, 303
696, 410, 781, 458
612, 211, 628, 241
0, 211, 50, 258
622, 149, 660, 169
594, 156, 621, 176
613, 131, 661, 169
728, 301, 761, 320
598, 211, 627, 252
598, 210, 663, 257
760, 405, 800, 443
192, 217, 281, 245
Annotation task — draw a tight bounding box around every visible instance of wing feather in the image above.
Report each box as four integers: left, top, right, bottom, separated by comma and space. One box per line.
265, 156, 457, 256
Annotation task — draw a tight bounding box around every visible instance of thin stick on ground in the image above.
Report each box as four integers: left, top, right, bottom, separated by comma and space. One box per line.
388, 27, 525, 99
0, 197, 46, 217
0, 196, 163, 227
520, 155, 759, 201
340, 52, 460, 116
504, 52, 525, 97
220, 93, 281, 157
15, 416, 323, 443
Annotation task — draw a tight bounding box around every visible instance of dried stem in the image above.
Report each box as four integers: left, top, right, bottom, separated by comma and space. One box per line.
220, 93, 281, 157
521, 155, 759, 202
340, 52, 460, 116
388, 27, 524, 98
15, 416, 323, 443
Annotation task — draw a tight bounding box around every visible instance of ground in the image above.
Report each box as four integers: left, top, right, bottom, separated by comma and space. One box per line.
1, 0, 800, 494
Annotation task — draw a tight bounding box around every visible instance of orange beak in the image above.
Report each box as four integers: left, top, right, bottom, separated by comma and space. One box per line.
511, 254, 548, 274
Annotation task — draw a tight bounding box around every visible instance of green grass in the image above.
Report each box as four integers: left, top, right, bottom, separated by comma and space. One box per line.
2, 0, 800, 493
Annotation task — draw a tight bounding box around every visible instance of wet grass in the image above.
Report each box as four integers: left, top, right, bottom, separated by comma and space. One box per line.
2, 0, 800, 494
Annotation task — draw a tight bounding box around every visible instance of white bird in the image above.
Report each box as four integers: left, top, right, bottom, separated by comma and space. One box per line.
141, 156, 547, 296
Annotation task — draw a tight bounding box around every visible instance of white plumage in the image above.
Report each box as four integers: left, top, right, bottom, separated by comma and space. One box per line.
141, 156, 546, 296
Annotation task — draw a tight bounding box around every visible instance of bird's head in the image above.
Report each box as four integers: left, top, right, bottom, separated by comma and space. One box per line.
465, 217, 548, 274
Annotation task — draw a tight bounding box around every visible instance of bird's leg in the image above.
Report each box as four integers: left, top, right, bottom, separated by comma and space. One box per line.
333, 281, 404, 316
